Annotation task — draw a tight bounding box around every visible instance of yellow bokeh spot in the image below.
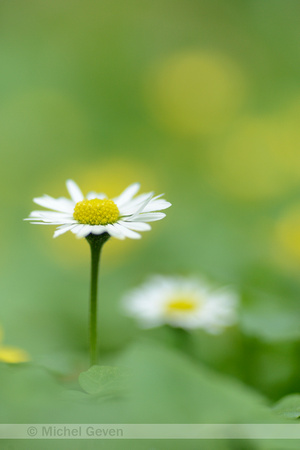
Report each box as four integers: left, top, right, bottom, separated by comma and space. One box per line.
145, 50, 247, 136
166, 297, 198, 313
0, 347, 30, 364
0, 325, 30, 364
203, 93, 300, 202
73, 198, 119, 225
205, 115, 300, 201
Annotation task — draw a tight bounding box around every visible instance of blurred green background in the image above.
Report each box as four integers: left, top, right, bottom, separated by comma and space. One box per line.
2, 1, 300, 448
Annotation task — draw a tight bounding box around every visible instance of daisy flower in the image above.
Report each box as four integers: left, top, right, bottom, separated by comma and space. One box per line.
26, 179, 171, 367
0, 325, 29, 364
122, 276, 238, 333
25, 180, 171, 239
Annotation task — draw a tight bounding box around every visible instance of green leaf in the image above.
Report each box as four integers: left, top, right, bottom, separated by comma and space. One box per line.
62, 389, 91, 402
78, 365, 124, 396
37, 351, 88, 376
240, 289, 300, 342
116, 339, 285, 424
0, 363, 63, 423
273, 394, 300, 419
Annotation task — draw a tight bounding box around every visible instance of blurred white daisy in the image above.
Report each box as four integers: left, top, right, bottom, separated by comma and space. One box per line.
122, 276, 238, 333
25, 180, 171, 239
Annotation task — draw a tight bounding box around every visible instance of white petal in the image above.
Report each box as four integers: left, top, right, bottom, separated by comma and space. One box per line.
114, 223, 141, 239
53, 224, 76, 238
90, 225, 106, 235
86, 191, 97, 200
105, 224, 125, 240
33, 195, 75, 213
29, 221, 68, 225
66, 179, 84, 203
125, 193, 154, 219
142, 199, 172, 213
29, 219, 77, 224
119, 193, 153, 215
118, 221, 151, 231
27, 217, 76, 224
75, 225, 93, 238
27, 211, 76, 223
29, 211, 73, 219
128, 212, 166, 222
70, 224, 85, 236
86, 192, 107, 200
114, 183, 140, 207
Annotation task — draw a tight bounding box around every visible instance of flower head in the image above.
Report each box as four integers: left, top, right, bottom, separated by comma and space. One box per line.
0, 326, 30, 364
26, 180, 171, 239
122, 275, 238, 333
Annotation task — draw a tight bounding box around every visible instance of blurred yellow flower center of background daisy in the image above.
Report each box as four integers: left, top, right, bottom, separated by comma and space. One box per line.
0, 347, 29, 364
166, 297, 198, 313
0, 326, 29, 364
73, 199, 120, 225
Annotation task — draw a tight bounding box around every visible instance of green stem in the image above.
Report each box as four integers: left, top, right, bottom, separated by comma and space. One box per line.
86, 232, 110, 367
168, 326, 196, 360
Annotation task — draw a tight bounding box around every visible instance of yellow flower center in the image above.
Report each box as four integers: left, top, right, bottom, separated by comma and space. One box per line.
73, 198, 120, 225
166, 297, 198, 313
0, 347, 30, 364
